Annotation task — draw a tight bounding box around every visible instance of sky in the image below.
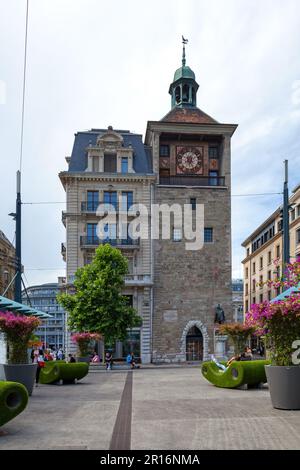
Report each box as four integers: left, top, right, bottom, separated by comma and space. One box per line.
0, 0, 300, 287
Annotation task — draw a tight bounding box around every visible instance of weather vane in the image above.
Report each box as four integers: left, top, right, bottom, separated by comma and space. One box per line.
182, 36, 188, 66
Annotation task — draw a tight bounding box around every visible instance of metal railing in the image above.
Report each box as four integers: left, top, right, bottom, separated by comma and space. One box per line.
159, 176, 225, 186
80, 236, 140, 247
81, 201, 136, 212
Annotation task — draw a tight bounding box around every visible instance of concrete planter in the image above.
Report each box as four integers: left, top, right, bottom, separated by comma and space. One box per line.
3, 363, 37, 396
265, 365, 300, 410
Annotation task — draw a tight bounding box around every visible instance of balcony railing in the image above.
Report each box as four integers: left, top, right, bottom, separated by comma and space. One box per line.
80, 236, 140, 247
81, 201, 136, 212
125, 274, 153, 286
159, 176, 226, 186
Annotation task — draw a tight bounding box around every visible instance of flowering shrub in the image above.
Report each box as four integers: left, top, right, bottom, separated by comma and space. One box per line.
246, 259, 300, 366
219, 323, 255, 354
0, 311, 41, 364
71, 332, 101, 356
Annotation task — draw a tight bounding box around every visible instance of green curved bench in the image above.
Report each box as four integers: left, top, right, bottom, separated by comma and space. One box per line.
201, 360, 270, 389
0, 381, 29, 427
39, 362, 89, 385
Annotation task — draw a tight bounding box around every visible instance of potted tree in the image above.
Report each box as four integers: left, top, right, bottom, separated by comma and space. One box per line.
0, 311, 41, 395
71, 332, 101, 362
219, 323, 255, 355
246, 259, 300, 409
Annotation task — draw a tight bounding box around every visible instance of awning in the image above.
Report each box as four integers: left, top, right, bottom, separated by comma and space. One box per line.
271, 282, 300, 302
0, 295, 52, 319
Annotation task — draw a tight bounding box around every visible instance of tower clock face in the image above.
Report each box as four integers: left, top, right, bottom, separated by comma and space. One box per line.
176, 146, 203, 174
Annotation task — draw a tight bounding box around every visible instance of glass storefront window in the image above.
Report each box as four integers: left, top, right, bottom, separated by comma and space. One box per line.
122, 330, 140, 360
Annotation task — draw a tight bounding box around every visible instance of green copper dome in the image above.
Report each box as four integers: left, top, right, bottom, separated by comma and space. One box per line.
173, 65, 195, 82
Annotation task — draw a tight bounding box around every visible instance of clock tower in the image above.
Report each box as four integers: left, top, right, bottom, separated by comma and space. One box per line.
145, 43, 238, 362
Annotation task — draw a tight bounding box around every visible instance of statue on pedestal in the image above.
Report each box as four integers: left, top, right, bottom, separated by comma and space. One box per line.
214, 303, 225, 324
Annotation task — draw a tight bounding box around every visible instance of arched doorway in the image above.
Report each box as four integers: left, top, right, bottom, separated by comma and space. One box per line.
186, 325, 203, 361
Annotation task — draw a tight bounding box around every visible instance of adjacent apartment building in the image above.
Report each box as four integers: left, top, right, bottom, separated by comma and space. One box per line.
242, 184, 300, 313
59, 49, 237, 363
0, 230, 16, 300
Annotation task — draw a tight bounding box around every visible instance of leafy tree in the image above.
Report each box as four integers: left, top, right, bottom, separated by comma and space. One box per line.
57, 244, 141, 345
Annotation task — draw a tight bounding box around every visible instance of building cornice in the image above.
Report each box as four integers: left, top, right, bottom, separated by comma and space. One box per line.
241, 209, 280, 247
241, 186, 300, 247
59, 172, 156, 189
145, 120, 238, 143
242, 232, 282, 264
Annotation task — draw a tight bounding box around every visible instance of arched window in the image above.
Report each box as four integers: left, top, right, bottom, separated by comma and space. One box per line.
175, 86, 181, 104
182, 84, 189, 102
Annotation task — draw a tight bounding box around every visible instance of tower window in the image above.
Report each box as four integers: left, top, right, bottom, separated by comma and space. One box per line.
173, 228, 182, 242
182, 84, 189, 102
209, 147, 219, 158
209, 171, 218, 186
160, 145, 170, 157
175, 86, 181, 104
191, 87, 196, 104
204, 228, 213, 243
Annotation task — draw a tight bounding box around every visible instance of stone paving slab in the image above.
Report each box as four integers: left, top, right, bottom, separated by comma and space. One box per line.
0, 372, 126, 450
1, 367, 300, 450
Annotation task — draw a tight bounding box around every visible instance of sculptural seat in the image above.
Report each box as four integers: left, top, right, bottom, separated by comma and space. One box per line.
0, 381, 28, 427
201, 360, 270, 389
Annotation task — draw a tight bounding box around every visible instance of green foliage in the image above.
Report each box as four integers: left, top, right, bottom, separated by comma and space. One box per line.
57, 244, 141, 344
219, 323, 255, 355
0, 381, 28, 427
202, 360, 270, 388
0, 312, 41, 364
39, 362, 89, 384
266, 314, 300, 366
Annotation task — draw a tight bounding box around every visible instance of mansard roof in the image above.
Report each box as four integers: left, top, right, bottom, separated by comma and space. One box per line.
68, 129, 153, 174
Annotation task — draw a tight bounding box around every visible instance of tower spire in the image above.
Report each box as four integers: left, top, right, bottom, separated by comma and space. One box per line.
182, 35, 188, 66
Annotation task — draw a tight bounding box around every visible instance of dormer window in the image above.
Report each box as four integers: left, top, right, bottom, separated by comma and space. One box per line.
121, 157, 128, 173
104, 153, 117, 172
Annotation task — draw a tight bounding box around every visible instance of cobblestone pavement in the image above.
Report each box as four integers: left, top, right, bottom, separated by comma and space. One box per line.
1, 367, 300, 450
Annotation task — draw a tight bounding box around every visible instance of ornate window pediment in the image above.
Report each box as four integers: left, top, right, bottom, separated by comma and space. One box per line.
96, 128, 124, 150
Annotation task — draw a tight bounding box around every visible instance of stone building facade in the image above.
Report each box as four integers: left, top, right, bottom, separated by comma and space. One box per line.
59, 128, 156, 363
242, 184, 300, 313
59, 49, 237, 363
0, 229, 16, 300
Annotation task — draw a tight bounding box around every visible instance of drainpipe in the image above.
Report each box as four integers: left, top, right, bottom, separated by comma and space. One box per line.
150, 182, 154, 363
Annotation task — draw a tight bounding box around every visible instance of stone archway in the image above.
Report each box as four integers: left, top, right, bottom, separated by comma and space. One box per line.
180, 320, 209, 362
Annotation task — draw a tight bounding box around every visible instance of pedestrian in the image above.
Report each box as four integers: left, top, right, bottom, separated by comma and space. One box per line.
31, 348, 36, 363
91, 351, 100, 363
126, 352, 136, 369
57, 348, 63, 360
35, 349, 45, 386
240, 346, 253, 361
32, 346, 39, 364
105, 351, 113, 370
68, 353, 76, 363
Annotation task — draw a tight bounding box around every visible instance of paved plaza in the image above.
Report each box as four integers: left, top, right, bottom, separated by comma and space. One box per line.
1, 366, 300, 450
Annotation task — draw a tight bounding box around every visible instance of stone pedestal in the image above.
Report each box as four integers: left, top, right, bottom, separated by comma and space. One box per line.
214, 334, 228, 360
